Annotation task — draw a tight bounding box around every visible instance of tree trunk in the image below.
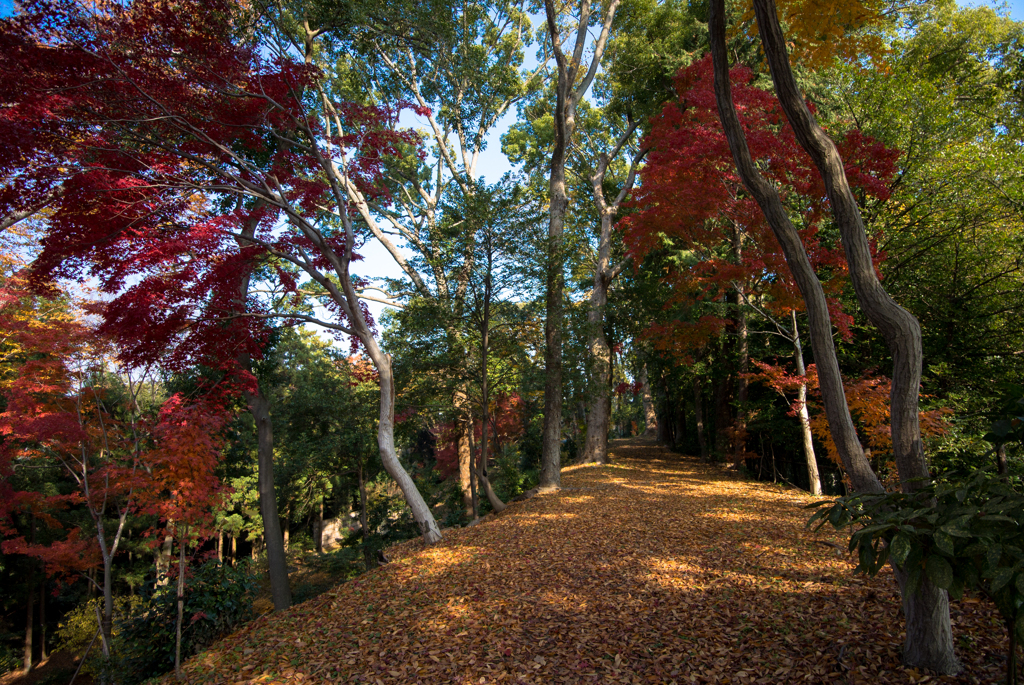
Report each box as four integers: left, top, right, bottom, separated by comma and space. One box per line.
38, 580, 46, 661
732, 224, 749, 464
711, 0, 955, 672
708, 0, 880, 494
477, 288, 507, 514
713, 375, 731, 459
893, 566, 959, 674
540, 121, 567, 489
694, 379, 709, 461
454, 390, 475, 517
156, 532, 173, 585
640, 365, 658, 436
23, 574, 34, 674
748, 0, 954, 671
231, 535, 236, 566
370, 352, 443, 543
217, 529, 223, 563
174, 532, 186, 679
998, 443, 1008, 477
244, 387, 292, 611
792, 310, 822, 495
580, 265, 612, 464
468, 427, 479, 519
540, 0, 620, 488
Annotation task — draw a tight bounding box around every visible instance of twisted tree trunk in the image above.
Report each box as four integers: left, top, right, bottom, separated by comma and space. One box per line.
710, 0, 957, 672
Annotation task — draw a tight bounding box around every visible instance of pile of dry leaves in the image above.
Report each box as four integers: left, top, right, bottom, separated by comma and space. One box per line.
169, 439, 1009, 684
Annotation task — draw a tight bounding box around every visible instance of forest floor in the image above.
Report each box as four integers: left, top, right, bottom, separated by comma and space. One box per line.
170, 438, 1010, 685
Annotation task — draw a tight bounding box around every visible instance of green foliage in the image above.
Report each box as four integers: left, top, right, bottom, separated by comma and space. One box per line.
809, 469, 1024, 682
111, 561, 258, 684
0, 641, 21, 674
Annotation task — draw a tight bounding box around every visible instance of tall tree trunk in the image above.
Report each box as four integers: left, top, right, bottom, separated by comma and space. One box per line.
477, 284, 507, 514
694, 379, 709, 461
640, 365, 658, 436
749, 0, 955, 671
455, 391, 475, 517
541, 0, 621, 489
234, 205, 290, 611
217, 529, 223, 564
468, 427, 479, 519
23, 573, 34, 674
244, 387, 292, 611
540, 119, 567, 489
710, 0, 955, 672
732, 223, 749, 464
38, 579, 46, 661
997, 443, 1008, 477
580, 272, 612, 464
792, 310, 822, 495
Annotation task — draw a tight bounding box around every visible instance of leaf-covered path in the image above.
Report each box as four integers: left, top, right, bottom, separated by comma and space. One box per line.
175, 439, 1007, 684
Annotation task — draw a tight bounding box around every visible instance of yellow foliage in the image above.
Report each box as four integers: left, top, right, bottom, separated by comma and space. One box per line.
741, 0, 890, 69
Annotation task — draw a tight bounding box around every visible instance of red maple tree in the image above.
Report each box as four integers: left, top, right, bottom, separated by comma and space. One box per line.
1, 0, 444, 542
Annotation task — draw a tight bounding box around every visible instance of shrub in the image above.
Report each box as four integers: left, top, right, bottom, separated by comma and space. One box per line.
113, 560, 258, 684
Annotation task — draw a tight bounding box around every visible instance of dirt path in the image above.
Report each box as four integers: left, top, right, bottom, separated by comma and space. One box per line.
173, 439, 1006, 684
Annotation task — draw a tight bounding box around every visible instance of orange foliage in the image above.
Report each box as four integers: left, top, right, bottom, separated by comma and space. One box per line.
741, 0, 890, 69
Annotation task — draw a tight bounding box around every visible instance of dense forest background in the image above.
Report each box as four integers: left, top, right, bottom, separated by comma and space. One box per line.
1, 0, 1023, 680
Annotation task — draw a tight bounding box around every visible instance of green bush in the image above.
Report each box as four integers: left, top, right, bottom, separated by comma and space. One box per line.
809, 470, 1024, 684
0, 641, 21, 674
54, 595, 147, 656
113, 560, 258, 684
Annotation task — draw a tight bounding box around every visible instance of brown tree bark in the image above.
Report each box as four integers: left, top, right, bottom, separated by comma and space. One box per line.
455, 391, 475, 517
640, 364, 658, 437
541, 0, 621, 486
38, 580, 46, 661
711, 0, 956, 672
358, 461, 372, 571
732, 222, 749, 464
580, 124, 645, 464
244, 386, 292, 611
23, 574, 34, 674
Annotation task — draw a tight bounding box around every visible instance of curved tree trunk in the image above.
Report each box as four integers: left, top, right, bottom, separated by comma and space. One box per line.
712, 0, 957, 673
372, 352, 443, 543
708, 0, 881, 495
749, 0, 955, 671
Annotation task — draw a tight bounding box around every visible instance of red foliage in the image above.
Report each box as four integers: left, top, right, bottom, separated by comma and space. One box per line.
623, 56, 898, 358
0, 279, 231, 575
0, 0, 415, 373
434, 394, 525, 478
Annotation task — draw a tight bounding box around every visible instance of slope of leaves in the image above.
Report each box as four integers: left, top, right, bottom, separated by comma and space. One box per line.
168, 439, 1007, 684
